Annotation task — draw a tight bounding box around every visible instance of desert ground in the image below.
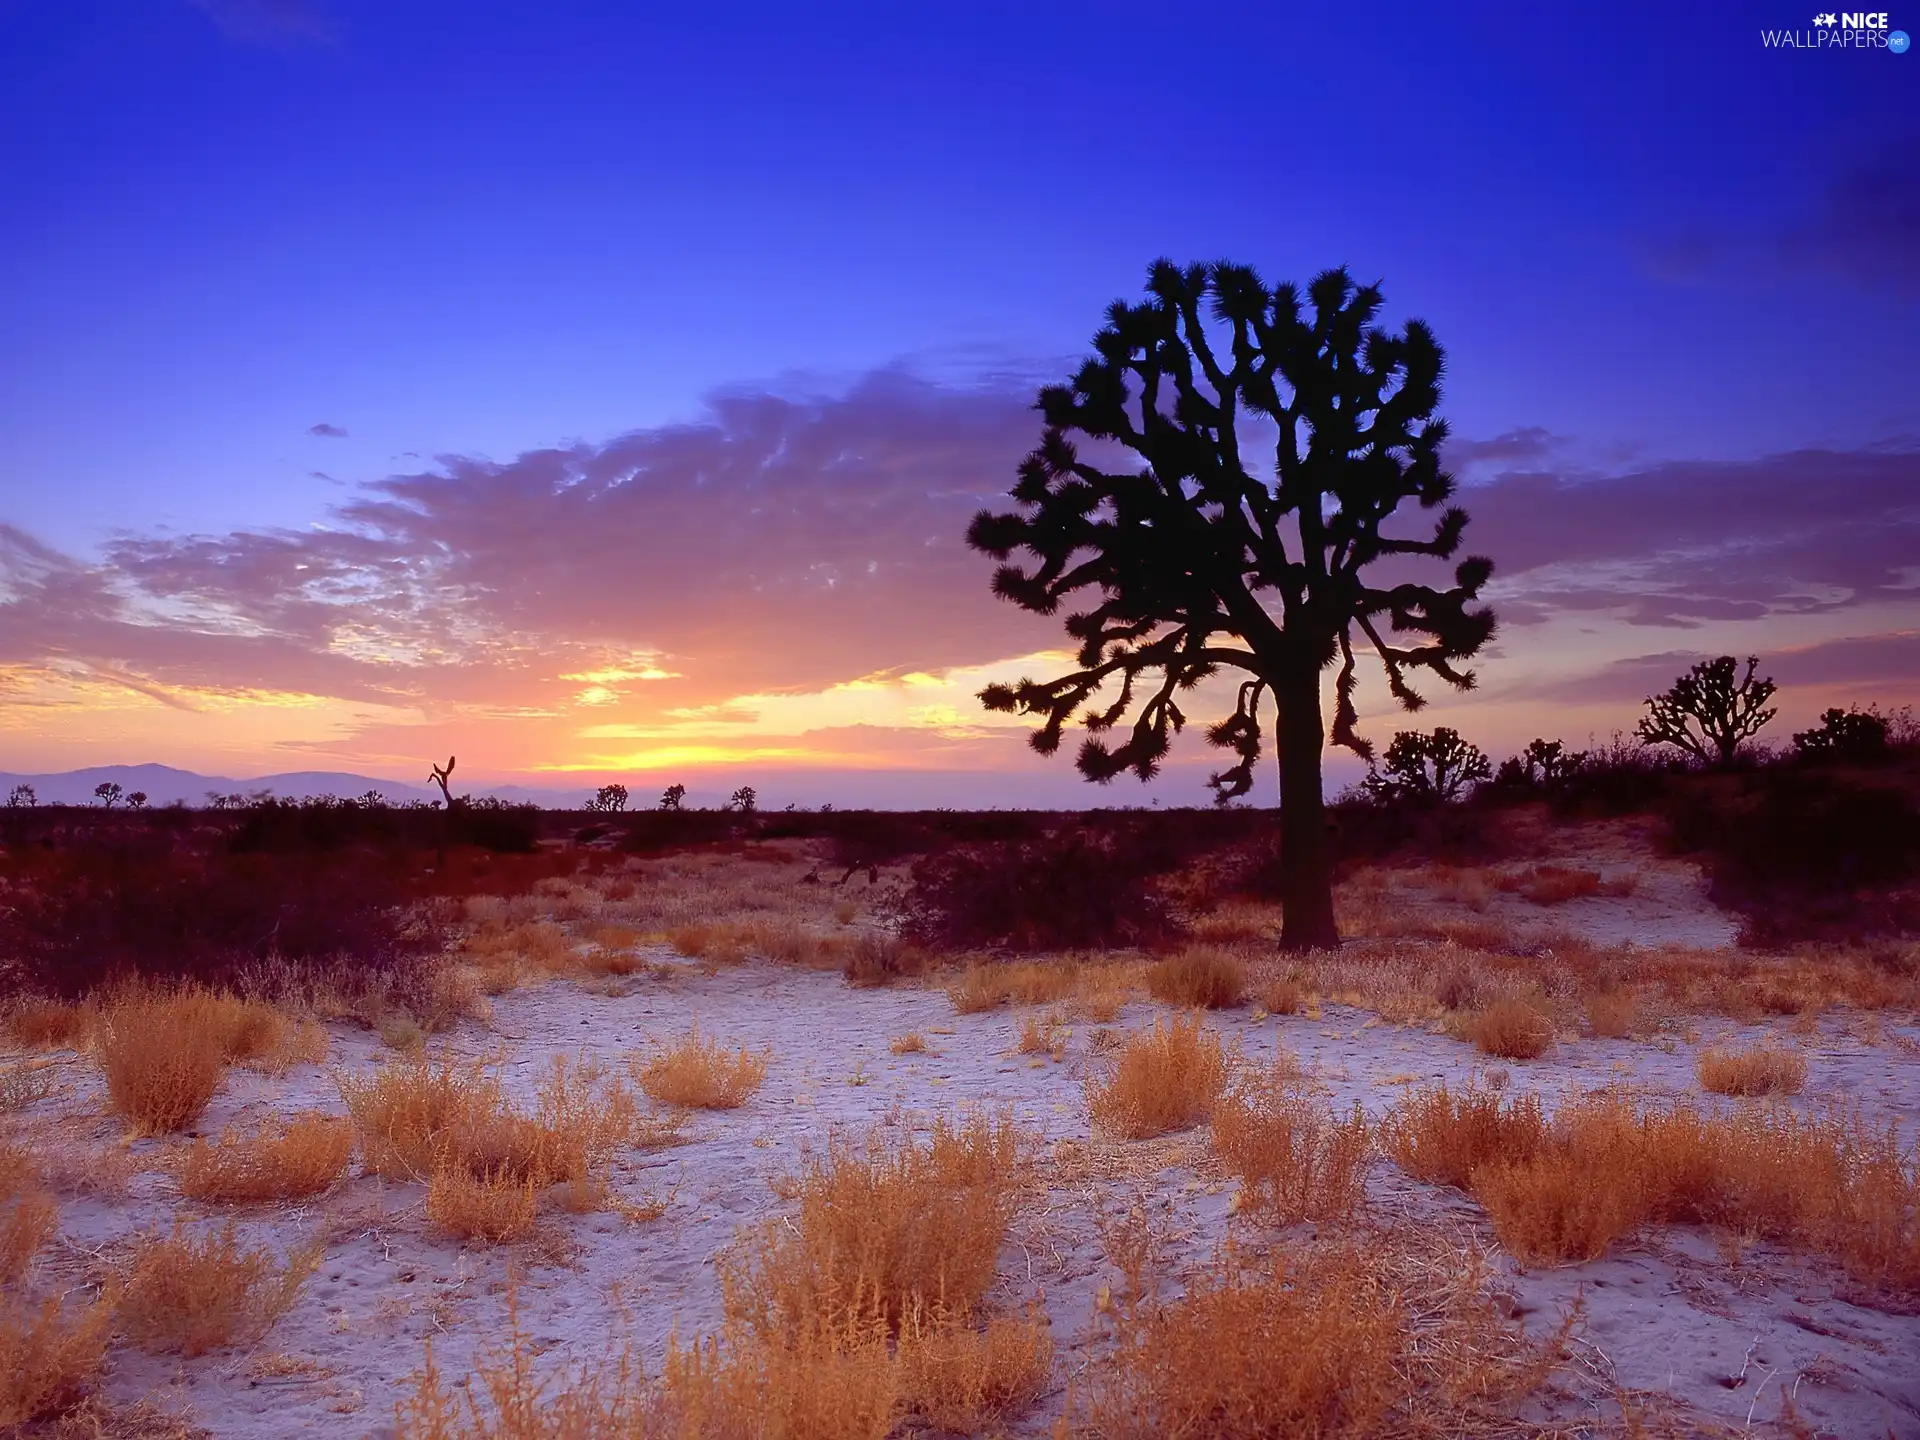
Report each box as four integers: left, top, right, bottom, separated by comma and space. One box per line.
4, 819, 1919, 1440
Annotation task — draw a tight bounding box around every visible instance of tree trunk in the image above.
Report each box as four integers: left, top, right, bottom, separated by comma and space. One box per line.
1276, 663, 1340, 951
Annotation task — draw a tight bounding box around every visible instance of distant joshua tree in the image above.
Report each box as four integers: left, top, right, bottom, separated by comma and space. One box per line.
1495, 737, 1588, 789
5, 783, 34, 808
728, 786, 758, 814
1637, 656, 1776, 769
587, 782, 630, 813
93, 781, 123, 808
659, 783, 687, 812
126, 791, 149, 810
428, 756, 458, 808
1364, 727, 1492, 804
968, 262, 1496, 949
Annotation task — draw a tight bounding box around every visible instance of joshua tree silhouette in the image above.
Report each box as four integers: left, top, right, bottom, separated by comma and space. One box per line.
1638, 656, 1776, 769
969, 261, 1496, 949
659, 783, 687, 812
428, 756, 458, 808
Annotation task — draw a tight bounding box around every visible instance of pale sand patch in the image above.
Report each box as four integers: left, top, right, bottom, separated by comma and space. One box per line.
5, 946, 1917, 1437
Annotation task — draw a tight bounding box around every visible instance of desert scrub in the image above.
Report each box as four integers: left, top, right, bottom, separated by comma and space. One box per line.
1146, 947, 1246, 1009
119, 1222, 320, 1356
1380, 1080, 1550, 1191
896, 1306, 1052, 1432
724, 1112, 1024, 1335
1212, 1068, 1371, 1224
1696, 1041, 1807, 1096
1464, 996, 1555, 1060
97, 986, 231, 1134
339, 1054, 653, 1237
175, 1113, 354, 1204
1081, 1246, 1404, 1439
1086, 1015, 1229, 1140
636, 1026, 769, 1109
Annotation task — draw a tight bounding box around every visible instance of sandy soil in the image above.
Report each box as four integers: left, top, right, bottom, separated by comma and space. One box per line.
7, 953, 1916, 1439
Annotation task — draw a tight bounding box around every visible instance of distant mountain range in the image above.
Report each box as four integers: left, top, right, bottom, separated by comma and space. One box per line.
0, 764, 594, 809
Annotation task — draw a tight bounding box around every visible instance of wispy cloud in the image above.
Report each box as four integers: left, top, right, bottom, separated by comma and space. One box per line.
3, 368, 1915, 776
308, 422, 348, 438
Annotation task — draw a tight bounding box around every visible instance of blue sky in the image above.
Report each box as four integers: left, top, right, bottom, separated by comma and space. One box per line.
1, 0, 1915, 796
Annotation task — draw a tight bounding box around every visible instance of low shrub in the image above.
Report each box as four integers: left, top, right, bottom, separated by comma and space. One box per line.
724, 1113, 1023, 1336
97, 988, 231, 1134
119, 1222, 319, 1356
1212, 1072, 1370, 1225
1081, 1247, 1404, 1439
1146, 948, 1246, 1010
1380, 1081, 1549, 1192
636, 1027, 769, 1109
1465, 997, 1555, 1060
1696, 1041, 1807, 1096
0, 831, 439, 997
339, 1054, 645, 1225
0, 1291, 114, 1428
1086, 1016, 1229, 1140
1494, 864, 1603, 906
424, 1165, 540, 1243
896, 1308, 1052, 1433
890, 829, 1181, 952
841, 931, 925, 988
175, 1113, 355, 1204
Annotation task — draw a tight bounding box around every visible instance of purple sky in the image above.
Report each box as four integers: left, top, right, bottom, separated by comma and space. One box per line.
1, 1, 1915, 804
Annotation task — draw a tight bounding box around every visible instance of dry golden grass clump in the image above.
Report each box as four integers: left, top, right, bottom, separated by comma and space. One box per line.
728, 1112, 1024, 1336
1212, 1070, 1370, 1225
1257, 976, 1305, 1015
1, 996, 94, 1050
636, 1026, 769, 1109
945, 959, 1080, 1015
397, 1291, 901, 1440
425, 1165, 540, 1243
666, 920, 751, 966
1082, 1246, 1404, 1439
1086, 1015, 1229, 1141
119, 1222, 319, 1356
896, 1305, 1052, 1432
175, 1112, 355, 1204
93, 984, 328, 1135
1015, 1011, 1068, 1060
2, 1145, 111, 1429
0, 1287, 114, 1428
97, 987, 231, 1134
1, 1157, 56, 1288
1146, 947, 1246, 1010
1584, 987, 1642, 1038
1495, 863, 1605, 905
889, 1032, 928, 1055
1464, 995, 1555, 1060
339, 1054, 652, 1238
1380, 1080, 1549, 1192
1387, 1083, 1920, 1285
1696, 1040, 1807, 1096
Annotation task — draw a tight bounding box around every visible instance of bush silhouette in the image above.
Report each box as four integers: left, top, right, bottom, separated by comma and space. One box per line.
891, 829, 1180, 951
1793, 707, 1890, 764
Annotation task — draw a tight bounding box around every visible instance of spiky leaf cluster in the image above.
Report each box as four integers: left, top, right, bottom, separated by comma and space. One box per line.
968, 261, 1496, 800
